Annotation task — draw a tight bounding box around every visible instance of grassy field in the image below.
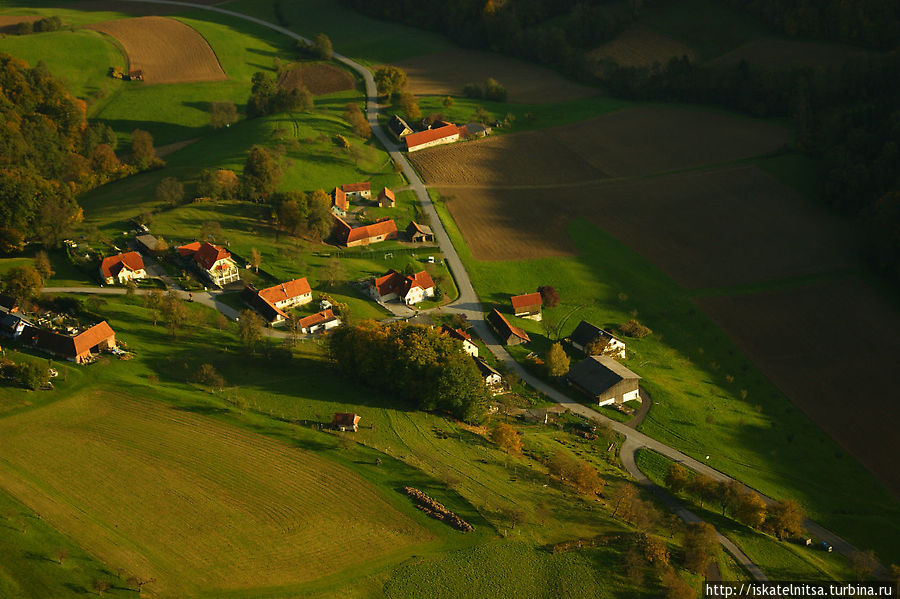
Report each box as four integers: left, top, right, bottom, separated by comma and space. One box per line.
0, 28, 125, 111
432, 194, 900, 563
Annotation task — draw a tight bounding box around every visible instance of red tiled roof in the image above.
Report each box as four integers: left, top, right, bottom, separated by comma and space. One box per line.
378, 187, 395, 203
177, 241, 202, 257
332, 187, 347, 211
346, 218, 397, 244
490, 309, 530, 342
441, 324, 472, 342
341, 182, 370, 193
100, 252, 144, 279
374, 269, 433, 298
73, 321, 115, 356
511, 292, 542, 314
404, 124, 459, 150
258, 278, 311, 304
298, 308, 335, 329
195, 242, 231, 270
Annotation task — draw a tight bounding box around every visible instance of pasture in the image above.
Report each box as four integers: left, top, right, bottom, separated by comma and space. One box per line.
588, 27, 695, 69
696, 276, 900, 498
85, 16, 227, 85
0, 391, 428, 596
393, 48, 598, 104
0, 28, 124, 109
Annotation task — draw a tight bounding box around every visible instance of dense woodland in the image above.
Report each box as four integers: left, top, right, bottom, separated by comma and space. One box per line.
0, 53, 161, 251
328, 321, 489, 422
341, 0, 900, 282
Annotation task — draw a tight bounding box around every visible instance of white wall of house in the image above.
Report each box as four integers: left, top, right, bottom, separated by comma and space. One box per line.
463, 340, 478, 357
485, 373, 502, 386
345, 190, 370, 200
407, 133, 459, 153
274, 293, 311, 309
598, 388, 641, 406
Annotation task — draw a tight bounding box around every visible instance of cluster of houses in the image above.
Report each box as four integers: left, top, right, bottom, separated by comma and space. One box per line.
0, 294, 119, 364
485, 290, 642, 408
240, 277, 341, 333
388, 115, 492, 152
327, 180, 435, 248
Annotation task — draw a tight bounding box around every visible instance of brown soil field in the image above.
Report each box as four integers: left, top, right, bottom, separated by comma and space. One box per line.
411, 105, 791, 186
696, 277, 900, 496
394, 48, 598, 104
588, 27, 695, 69
0, 15, 40, 33
442, 165, 858, 288
85, 16, 226, 85
710, 38, 866, 70
278, 62, 355, 96
0, 392, 427, 596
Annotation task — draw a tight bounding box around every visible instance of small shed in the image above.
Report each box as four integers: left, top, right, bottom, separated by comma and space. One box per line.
510, 293, 542, 321
377, 187, 396, 208
406, 221, 434, 243
332, 412, 361, 432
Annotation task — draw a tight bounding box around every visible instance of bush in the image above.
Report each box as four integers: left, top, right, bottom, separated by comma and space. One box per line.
463, 82, 483, 98
18, 362, 48, 390
484, 78, 507, 102
618, 319, 652, 338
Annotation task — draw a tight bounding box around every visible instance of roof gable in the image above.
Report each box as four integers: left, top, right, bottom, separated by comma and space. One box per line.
510, 292, 542, 313
298, 308, 336, 329
332, 187, 348, 210
404, 124, 459, 149
100, 252, 144, 278
568, 355, 640, 396
489, 309, 530, 342
195, 242, 231, 270
73, 321, 115, 355
258, 278, 311, 304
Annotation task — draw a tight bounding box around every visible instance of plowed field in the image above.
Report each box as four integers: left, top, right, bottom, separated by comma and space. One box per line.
278, 62, 355, 95
588, 27, 695, 68
411, 105, 790, 186
0, 392, 426, 596
696, 276, 900, 496
394, 48, 597, 104
86, 16, 227, 84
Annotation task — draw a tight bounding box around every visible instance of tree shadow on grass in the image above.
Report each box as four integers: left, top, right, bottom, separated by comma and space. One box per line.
62, 582, 90, 594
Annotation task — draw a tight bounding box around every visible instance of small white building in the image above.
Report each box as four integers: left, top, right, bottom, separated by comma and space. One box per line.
298, 309, 341, 334
474, 357, 502, 390
370, 269, 435, 306
441, 324, 478, 357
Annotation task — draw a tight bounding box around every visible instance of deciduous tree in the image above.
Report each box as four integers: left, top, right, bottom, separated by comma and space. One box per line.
491, 423, 523, 454
238, 309, 265, 354
682, 521, 718, 574
249, 247, 262, 272
544, 342, 570, 378
130, 129, 158, 169
764, 499, 805, 540
665, 462, 690, 494
2, 265, 43, 299
33, 250, 53, 280
374, 65, 408, 98
209, 101, 238, 129
734, 491, 767, 529
156, 177, 184, 207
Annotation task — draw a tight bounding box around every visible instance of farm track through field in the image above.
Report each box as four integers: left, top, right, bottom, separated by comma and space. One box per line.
113, 0, 886, 577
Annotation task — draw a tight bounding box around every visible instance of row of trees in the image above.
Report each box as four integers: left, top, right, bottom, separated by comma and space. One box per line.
14, 16, 64, 35
328, 320, 489, 421
247, 71, 313, 118
665, 463, 804, 539
463, 78, 508, 102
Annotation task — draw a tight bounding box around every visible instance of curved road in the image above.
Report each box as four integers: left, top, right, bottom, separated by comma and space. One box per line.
121, 0, 865, 575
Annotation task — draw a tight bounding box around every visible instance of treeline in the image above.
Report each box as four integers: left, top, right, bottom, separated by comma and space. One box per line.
598, 50, 900, 280
328, 321, 489, 422
340, 0, 651, 80
722, 0, 900, 50
0, 53, 163, 249
13, 16, 64, 35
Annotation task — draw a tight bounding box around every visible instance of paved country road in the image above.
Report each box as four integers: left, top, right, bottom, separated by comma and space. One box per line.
116, 0, 868, 575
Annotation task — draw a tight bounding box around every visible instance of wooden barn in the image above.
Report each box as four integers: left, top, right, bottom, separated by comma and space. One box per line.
567, 355, 640, 406
487, 309, 530, 346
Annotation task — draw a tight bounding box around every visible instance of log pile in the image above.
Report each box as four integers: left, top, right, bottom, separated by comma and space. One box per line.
402, 486, 473, 532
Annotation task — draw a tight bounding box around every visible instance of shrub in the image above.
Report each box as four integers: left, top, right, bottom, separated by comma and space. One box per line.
618, 319, 652, 338
463, 82, 483, 98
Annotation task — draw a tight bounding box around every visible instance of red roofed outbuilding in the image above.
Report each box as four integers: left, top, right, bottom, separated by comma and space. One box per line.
298, 309, 341, 334
332, 216, 398, 247
405, 123, 460, 152
510, 292, 543, 321
377, 187, 395, 208
488, 309, 530, 346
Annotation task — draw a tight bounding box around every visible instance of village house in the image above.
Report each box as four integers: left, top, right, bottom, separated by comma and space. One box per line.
342, 182, 371, 201
241, 278, 312, 325
25, 321, 117, 364
487, 309, 530, 346
178, 241, 240, 287
406, 221, 435, 243
510, 292, 543, 321
99, 252, 146, 285
440, 324, 478, 357
331, 187, 348, 217
567, 355, 641, 406
370, 269, 435, 305
569, 320, 627, 359
474, 357, 502, 389
332, 412, 361, 432
377, 187, 395, 208
297, 308, 341, 334
332, 216, 398, 247
405, 123, 460, 152
388, 114, 412, 141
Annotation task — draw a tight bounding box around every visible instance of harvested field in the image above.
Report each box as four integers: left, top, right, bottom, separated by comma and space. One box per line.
393, 48, 597, 104
0, 392, 426, 596
411, 132, 601, 187
710, 38, 866, 70
588, 27, 695, 68
441, 165, 858, 288
696, 276, 900, 496
278, 62, 355, 96
0, 15, 40, 33
85, 16, 227, 84
412, 105, 790, 185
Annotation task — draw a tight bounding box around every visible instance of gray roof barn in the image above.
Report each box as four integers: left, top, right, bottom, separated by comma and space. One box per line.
567, 355, 640, 403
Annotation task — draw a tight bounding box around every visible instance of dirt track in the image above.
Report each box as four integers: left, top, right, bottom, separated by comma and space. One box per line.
86, 16, 226, 84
